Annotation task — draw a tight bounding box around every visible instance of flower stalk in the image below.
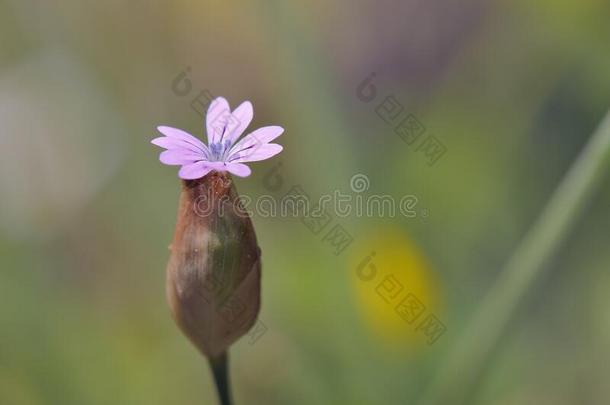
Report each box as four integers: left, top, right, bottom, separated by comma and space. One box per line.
209, 352, 232, 405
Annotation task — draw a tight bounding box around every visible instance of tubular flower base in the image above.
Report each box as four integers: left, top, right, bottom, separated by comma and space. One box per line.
166, 172, 261, 358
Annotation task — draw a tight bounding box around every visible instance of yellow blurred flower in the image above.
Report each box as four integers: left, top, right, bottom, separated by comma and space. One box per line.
349, 227, 443, 351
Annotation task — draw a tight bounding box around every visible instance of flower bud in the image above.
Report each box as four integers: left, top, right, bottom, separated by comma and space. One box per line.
166, 171, 261, 358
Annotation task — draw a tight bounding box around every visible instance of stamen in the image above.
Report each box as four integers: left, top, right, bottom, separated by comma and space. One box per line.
209, 142, 223, 160
221, 139, 232, 160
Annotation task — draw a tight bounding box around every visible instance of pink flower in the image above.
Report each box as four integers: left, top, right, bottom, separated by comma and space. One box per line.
152, 97, 284, 179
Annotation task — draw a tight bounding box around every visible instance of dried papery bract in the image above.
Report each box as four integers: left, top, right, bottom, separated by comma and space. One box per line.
166, 171, 261, 404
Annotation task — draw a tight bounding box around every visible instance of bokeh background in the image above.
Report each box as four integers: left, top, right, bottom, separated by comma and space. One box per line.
1, 1, 610, 404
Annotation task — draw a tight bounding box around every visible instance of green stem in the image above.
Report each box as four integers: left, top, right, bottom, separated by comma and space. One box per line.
418, 110, 610, 405
209, 352, 233, 405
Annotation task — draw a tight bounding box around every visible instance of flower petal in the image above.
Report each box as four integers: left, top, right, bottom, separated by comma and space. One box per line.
157, 126, 206, 150
202, 161, 227, 171
151, 137, 209, 156
178, 161, 213, 180
225, 163, 252, 177
228, 143, 283, 163
160, 150, 203, 165
228, 126, 284, 156
223, 101, 253, 145
206, 97, 231, 145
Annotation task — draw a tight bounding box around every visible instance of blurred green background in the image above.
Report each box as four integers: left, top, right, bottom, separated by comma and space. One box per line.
1, 1, 610, 404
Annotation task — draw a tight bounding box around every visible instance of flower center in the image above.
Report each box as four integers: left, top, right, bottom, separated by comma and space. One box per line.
209, 139, 232, 161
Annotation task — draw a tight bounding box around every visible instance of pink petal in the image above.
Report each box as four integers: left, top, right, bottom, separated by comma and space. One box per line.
151, 137, 209, 156
203, 161, 227, 171
178, 162, 213, 180
206, 97, 231, 145
160, 150, 203, 165
228, 126, 284, 156
225, 163, 252, 177
223, 101, 253, 145
228, 143, 283, 163
157, 126, 206, 150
